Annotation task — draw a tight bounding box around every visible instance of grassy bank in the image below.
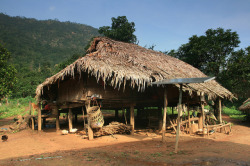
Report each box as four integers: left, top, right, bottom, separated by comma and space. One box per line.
0, 96, 35, 119
223, 106, 246, 121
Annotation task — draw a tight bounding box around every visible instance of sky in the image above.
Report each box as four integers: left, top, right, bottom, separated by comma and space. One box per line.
0, 0, 249, 52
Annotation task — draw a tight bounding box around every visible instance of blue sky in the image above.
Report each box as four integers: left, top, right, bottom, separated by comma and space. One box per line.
0, 0, 249, 51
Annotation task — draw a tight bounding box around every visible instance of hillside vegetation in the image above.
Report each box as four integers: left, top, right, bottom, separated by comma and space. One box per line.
0, 13, 99, 97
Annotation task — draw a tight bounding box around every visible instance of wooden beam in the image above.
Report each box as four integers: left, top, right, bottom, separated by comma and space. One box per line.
68, 108, 73, 131
188, 104, 191, 134
200, 94, 205, 136
162, 88, 168, 142
56, 107, 60, 131
38, 103, 42, 131
218, 98, 222, 124
175, 84, 183, 153
130, 105, 135, 135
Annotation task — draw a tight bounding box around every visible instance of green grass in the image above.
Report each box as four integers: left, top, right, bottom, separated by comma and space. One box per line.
223, 106, 246, 120
0, 96, 35, 119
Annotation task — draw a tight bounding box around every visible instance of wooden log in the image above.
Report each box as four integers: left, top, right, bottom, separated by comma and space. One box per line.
56, 108, 60, 131
175, 84, 183, 153
162, 88, 168, 142
201, 94, 205, 136
167, 117, 199, 128
130, 105, 135, 135
167, 116, 176, 132
188, 104, 191, 134
68, 108, 73, 130
218, 98, 222, 124
38, 103, 42, 131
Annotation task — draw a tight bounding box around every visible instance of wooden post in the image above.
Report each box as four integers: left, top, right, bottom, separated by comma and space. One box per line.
115, 109, 119, 120
31, 117, 35, 130
188, 103, 191, 134
200, 94, 205, 136
56, 108, 60, 131
68, 108, 73, 131
130, 105, 135, 135
82, 107, 86, 128
38, 103, 42, 131
162, 88, 168, 142
85, 102, 93, 140
218, 98, 222, 124
175, 84, 183, 153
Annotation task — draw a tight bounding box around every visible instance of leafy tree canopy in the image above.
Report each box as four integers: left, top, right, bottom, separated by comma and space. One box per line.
0, 44, 16, 100
171, 28, 240, 77
98, 16, 137, 43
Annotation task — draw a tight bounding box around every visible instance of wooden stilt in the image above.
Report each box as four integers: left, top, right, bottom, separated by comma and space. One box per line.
82, 107, 86, 128
162, 88, 168, 142
56, 108, 60, 131
175, 84, 183, 153
31, 117, 35, 130
68, 108, 73, 131
38, 103, 42, 131
200, 94, 205, 136
130, 105, 135, 135
218, 98, 222, 124
188, 104, 191, 134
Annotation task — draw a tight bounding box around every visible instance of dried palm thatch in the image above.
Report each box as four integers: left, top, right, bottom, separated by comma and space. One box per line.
36, 37, 234, 101
239, 98, 250, 111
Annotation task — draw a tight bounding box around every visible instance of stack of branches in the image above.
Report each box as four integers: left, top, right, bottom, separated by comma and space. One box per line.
94, 121, 131, 137
9, 115, 33, 132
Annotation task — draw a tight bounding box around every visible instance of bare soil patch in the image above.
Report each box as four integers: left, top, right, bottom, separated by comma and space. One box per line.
0, 115, 249, 165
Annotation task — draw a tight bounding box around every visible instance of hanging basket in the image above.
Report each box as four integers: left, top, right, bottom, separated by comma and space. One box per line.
88, 106, 104, 128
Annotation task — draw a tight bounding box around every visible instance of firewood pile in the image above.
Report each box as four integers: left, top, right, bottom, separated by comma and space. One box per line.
94, 122, 131, 137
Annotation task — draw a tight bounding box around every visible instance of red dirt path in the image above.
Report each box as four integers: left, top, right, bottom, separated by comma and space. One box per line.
0, 115, 249, 166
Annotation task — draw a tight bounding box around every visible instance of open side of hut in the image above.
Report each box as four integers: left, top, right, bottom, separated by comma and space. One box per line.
35, 37, 234, 140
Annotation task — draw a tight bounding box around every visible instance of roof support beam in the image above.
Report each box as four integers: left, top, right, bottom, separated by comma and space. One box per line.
162, 87, 168, 142
175, 84, 183, 153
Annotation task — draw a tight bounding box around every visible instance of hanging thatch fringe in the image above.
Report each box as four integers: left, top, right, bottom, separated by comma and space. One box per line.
35, 37, 235, 101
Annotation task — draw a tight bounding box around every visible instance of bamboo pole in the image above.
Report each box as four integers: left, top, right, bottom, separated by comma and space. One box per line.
162, 88, 168, 142
68, 108, 73, 131
38, 102, 42, 131
175, 84, 183, 153
200, 94, 205, 136
56, 107, 60, 131
218, 98, 222, 124
130, 105, 135, 135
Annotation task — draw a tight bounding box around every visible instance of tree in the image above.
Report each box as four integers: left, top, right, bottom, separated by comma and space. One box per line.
0, 44, 16, 101
173, 28, 240, 77
98, 16, 137, 43
220, 46, 250, 98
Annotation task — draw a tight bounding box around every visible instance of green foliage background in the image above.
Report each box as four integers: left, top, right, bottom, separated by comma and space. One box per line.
0, 13, 99, 97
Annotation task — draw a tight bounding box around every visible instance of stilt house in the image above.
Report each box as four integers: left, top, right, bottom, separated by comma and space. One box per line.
35, 37, 234, 141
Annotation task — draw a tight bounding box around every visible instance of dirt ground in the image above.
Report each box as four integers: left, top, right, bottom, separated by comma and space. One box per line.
0, 114, 249, 166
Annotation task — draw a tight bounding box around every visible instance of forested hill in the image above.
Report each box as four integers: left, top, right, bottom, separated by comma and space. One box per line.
0, 13, 99, 68
0, 13, 99, 97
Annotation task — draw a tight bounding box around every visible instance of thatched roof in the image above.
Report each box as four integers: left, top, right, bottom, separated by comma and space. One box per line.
239, 98, 250, 111
36, 37, 234, 101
